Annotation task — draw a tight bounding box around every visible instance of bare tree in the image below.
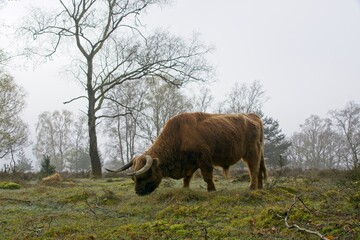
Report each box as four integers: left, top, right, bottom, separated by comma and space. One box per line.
66, 114, 90, 172
34, 110, 89, 172
218, 80, 268, 114
22, 0, 212, 177
103, 80, 147, 167
139, 78, 192, 142
15, 149, 33, 172
0, 72, 29, 160
330, 101, 360, 169
286, 133, 305, 169
190, 86, 213, 112
104, 78, 193, 169
33, 110, 74, 171
218, 80, 291, 169
287, 115, 344, 169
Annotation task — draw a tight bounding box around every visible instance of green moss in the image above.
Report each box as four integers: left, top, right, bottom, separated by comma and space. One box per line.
0, 181, 21, 189
169, 223, 188, 236
348, 192, 360, 206
156, 204, 201, 219
212, 195, 237, 205
258, 206, 283, 228
1, 176, 360, 240
277, 186, 298, 195
230, 216, 254, 229
63, 191, 90, 203
98, 189, 121, 205
155, 188, 209, 203
44, 225, 81, 238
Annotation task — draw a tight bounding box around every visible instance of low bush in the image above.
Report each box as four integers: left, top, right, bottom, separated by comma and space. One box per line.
0, 181, 21, 189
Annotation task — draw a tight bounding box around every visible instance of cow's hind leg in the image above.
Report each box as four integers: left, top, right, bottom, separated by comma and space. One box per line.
248, 164, 259, 190
245, 152, 261, 190
257, 152, 266, 189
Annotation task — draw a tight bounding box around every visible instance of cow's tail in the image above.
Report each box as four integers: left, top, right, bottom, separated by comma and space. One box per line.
259, 119, 268, 182
260, 149, 267, 182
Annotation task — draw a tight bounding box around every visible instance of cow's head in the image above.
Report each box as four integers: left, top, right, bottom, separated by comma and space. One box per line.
106, 155, 162, 196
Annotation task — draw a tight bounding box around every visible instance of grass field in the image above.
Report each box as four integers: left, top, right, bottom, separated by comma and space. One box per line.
0, 171, 359, 240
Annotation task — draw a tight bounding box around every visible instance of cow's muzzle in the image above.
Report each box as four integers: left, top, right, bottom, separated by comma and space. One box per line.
135, 182, 157, 196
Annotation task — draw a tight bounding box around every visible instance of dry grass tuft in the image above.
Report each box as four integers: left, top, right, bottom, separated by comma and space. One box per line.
41, 173, 63, 183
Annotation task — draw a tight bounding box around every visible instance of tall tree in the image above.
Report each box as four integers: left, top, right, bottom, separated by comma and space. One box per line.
218, 80, 268, 114
0, 72, 29, 160
23, 0, 212, 177
33, 110, 74, 171
140, 79, 192, 142
190, 87, 213, 112
15, 149, 33, 172
330, 101, 360, 169
33, 110, 89, 172
66, 149, 91, 172
218, 80, 289, 168
66, 115, 90, 172
103, 80, 147, 167
287, 115, 342, 169
104, 78, 193, 168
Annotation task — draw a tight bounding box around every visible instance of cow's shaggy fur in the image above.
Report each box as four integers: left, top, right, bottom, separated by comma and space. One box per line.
112, 112, 267, 195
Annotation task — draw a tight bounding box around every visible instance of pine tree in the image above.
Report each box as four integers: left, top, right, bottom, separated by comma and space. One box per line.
39, 155, 56, 177
263, 116, 291, 169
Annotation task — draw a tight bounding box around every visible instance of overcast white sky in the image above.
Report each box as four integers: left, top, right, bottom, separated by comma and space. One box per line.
1, 0, 360, 140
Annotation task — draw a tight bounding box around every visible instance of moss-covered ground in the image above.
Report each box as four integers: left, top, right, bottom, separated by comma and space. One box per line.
0, 172, 359, 239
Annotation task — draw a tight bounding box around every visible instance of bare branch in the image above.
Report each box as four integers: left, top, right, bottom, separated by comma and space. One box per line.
63, 95, 88, 104
277, 195, 330, 240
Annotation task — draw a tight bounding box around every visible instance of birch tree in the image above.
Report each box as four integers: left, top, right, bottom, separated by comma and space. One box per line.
0, 72, 29, 160
33, 110, 74, 171
218, 80, 268, 114
330, 101, 360, 169
287, 115, 345, 169
140, 79, 192, 142
103, 80, 147, 167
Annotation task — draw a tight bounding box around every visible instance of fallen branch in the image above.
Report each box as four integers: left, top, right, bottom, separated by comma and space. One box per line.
277, 195, 330, 240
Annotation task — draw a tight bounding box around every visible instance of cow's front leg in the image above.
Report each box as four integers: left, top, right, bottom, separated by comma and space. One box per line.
183, 176, 192, 188
183, 167, 198, 188
199, 163, 216, 191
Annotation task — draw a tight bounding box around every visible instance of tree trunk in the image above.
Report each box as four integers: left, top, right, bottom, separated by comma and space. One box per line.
88, 99, 102, 178
87, 61, 102, 178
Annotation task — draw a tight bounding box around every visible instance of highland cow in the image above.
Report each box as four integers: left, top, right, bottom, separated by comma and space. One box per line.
107, 112, 267, 196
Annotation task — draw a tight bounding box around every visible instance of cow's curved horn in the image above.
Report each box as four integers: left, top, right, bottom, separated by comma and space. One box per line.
127, 155, 153, 176
105, 159, 134, 173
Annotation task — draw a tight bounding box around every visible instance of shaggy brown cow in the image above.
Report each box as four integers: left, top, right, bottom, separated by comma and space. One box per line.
107, 112, 267, 196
